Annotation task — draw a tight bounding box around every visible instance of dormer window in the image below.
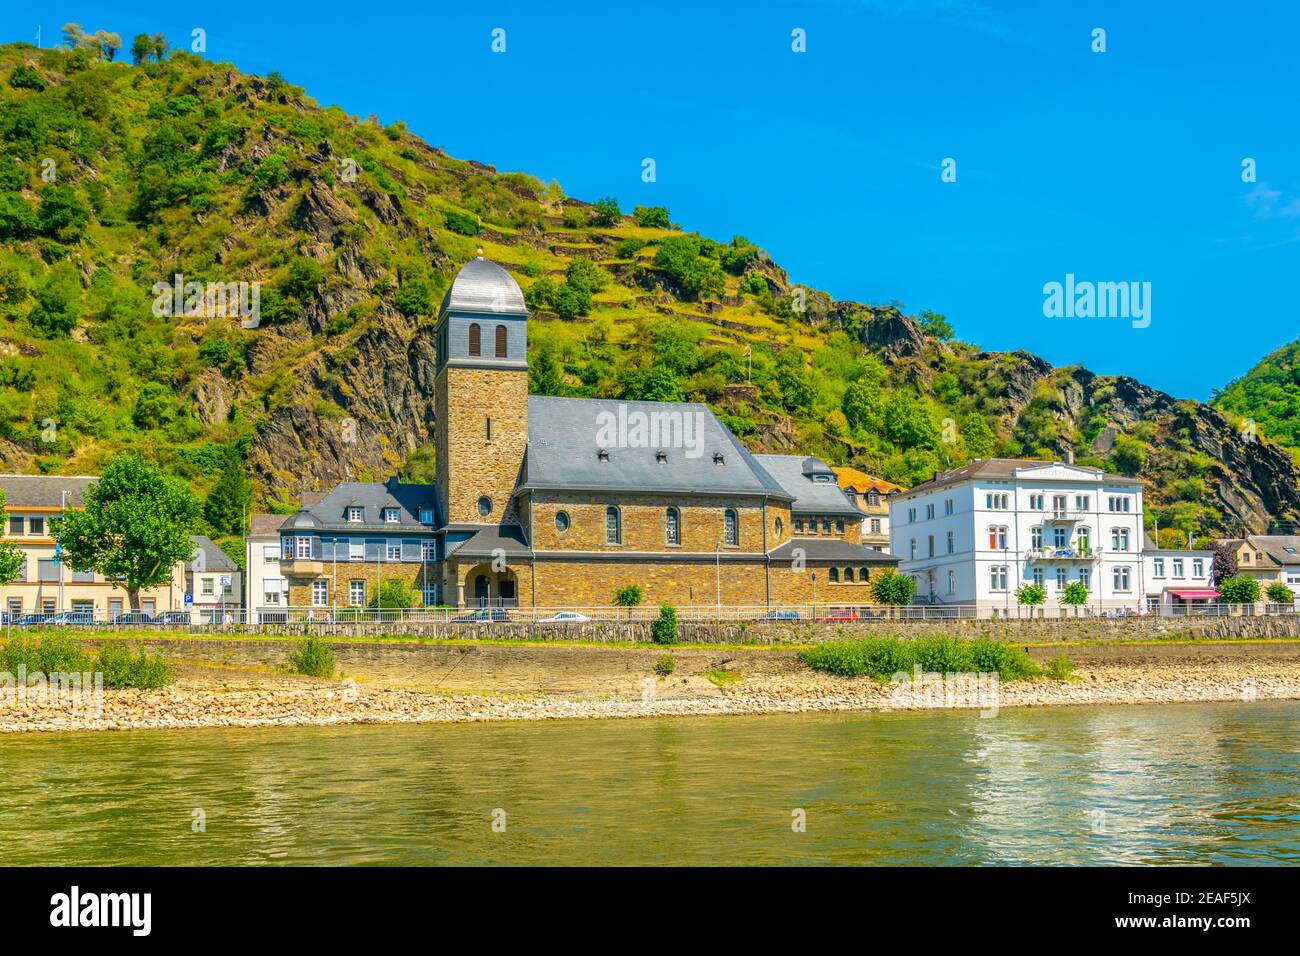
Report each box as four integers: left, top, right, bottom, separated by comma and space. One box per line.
346, 507, 363, 523
383, 508, 399, 523
598, 449, 610, 462
419, 508, 433, 525
713, 453, 725, 465
812, 474, 832, 483
655, 451, 667, 464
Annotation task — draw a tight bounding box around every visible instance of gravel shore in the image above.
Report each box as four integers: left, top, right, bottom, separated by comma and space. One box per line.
2, 656, 1298, 733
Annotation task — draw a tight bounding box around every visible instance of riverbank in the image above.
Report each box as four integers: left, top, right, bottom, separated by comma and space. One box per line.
3, 639, 1299, 732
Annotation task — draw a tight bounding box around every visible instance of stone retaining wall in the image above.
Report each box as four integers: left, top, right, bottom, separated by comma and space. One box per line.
182, 614, 1300, 645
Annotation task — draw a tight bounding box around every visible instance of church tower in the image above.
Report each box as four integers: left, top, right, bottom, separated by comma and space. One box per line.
433, 255, 529, 527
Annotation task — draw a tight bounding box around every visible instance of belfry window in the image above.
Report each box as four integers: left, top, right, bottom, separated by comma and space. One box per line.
666, 508, 680, 546
605, 507, 621, 545
495, 325, 507, 358
723, 509, 738, 547
468, 323, 481, 356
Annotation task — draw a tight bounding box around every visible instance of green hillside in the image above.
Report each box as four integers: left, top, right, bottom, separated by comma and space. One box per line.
1212, 339, 1300, 460
1, 35, 1298, 547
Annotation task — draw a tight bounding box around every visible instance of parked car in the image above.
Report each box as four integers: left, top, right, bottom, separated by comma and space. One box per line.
814, 608, 861, 622
758, 609, 800, 621
47, 611, 97, 627
156, 611, 192, 626
451, 608, 511, 624
538, 611, 592, 624
110, 611, 157, 626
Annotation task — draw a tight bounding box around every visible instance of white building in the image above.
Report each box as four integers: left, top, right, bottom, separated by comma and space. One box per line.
245, 514, 288, 622
890, 458, 1151, 616
186, 535, 242, 623
1140, 534, 1217, 613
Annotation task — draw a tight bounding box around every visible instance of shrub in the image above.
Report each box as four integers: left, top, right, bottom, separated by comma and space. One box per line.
95, 643, 173, 689
1015, 583, 1046, 606
800, 636, 1039, 682
870, 568, 916, 606
0, 632, 92, 673
290, 636, 335, 677
589, 196, 620, 226
654, 655, 675, 676
1061, 581, 1089, 606
8, 64, 45, 91
651, 604, 678, 645
1045, 655, 1074, 681
443, 209, 479, 235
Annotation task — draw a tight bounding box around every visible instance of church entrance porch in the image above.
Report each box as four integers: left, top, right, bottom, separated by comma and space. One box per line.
458, 563, 520, 608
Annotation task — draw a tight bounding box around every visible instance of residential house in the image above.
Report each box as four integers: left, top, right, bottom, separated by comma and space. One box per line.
1223, 535, 1300, 600
832, 466, 901, 551
186, 535, 242, 622
1140, 533, 1216, 613
890, 458, 1146, 616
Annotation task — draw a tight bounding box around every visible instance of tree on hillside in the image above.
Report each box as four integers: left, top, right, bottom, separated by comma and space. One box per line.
131, 33, 167, 65
204, 447, 252, 537
918, 310, 954, 340
590, 196, 620, 226
56, 455, 201, 611
0, 490, 25, 587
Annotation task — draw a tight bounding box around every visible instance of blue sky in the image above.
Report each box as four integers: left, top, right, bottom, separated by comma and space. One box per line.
5, 1, 1298, 400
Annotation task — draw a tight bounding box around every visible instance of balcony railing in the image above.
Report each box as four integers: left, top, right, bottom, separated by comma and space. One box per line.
1044, 509, 1083, 522
1027, 546, 1097, 561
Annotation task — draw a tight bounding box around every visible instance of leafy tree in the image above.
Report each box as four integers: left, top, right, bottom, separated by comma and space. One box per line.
369, 578, 418, 609
613, 584, 643, 607
131, 34, 153, 65
1016, 583, 1046, 606
590, 196, 620, 226
552, 281, 592, 317
720, 236, 759, 275
56, 454, 201, 611
1061, 581, 1089, 609
1209, 540, 1238, 584
633, 205, 671, 229
883, 390, 939, 450
0, 193, 38, 240
651, 604, 678, 645
918, 310, 953, 339
619, 363, 684, 403
1219, 574, 1261, 604
28, 263, 82, 337
1266, 582, 1295, 604
870, 568, 916, 606
774, 348, 813, 413
282, 257, 325, 301
204, 448, 252, 536
564, 257, 607, 294
529, 343, 567, 396
0, 490, 25, 586
960, 412, 997, 457
841, 377, 883, 433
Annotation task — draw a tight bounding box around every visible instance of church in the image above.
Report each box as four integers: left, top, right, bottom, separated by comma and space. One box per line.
271, 256, 897, 611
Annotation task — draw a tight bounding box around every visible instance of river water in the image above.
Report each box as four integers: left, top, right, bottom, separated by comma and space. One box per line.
1, 700, 1297, 865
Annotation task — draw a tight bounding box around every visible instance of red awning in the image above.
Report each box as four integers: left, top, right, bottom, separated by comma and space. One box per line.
1170, 589, 1219, 600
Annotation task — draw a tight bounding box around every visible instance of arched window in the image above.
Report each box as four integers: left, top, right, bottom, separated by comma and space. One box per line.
468, 323, 481, 356
723, 509, 738, 546
774, 516, 783, 538
844, 567, 855, 582
829, 567, 840, 582
495, 324, 507, 358
605, 506, 621, 545
665, 507, 680, 546
860, 567, 871, 582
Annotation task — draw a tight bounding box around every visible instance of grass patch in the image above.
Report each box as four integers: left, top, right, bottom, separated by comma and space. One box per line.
653, 655, 675, 677
799, 636, 1040, 682
0, 633, 92, 673
705, 669, 743, 687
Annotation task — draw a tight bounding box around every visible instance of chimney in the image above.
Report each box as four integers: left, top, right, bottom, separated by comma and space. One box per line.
1065, 449, 1074, 465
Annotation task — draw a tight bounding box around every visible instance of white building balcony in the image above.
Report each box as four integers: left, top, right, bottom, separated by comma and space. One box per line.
1026, 546, 1099, 561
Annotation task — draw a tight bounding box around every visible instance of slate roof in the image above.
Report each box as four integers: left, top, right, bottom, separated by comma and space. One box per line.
444, 524, 530, 558
521, 396, 792, 500
189, 535, 238, 572
767, 538, 899, 562
1239, 535, 1300, 566
0, 474, 97, 508
248, 514, 284, 537
278, 479, 439, 534
439, 256, 526, 315
753, 454, 865, 518
901, 458, 1143, 496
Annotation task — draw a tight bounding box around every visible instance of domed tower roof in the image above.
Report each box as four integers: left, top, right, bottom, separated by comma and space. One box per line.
439, 255, 526, 316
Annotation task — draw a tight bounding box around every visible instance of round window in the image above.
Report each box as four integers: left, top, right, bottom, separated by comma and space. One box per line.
775, 517, 784, 537
477, 496, 492, 517
555, 511, 570, 533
